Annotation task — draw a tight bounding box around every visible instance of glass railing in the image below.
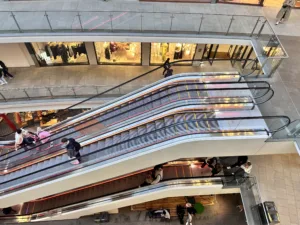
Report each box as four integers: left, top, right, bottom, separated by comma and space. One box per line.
1, 11, 288, 76
266, 120, 300, 151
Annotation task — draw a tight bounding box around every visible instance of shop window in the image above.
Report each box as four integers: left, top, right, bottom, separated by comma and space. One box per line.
94, 42, 141, 65
150, 43, 196, 65
30, 42, 89, 66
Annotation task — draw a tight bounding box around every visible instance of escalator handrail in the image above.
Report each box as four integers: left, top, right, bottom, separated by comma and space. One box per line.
0, 58, 258, 139
0, 114, 289, 189
0, 175, 232, 219
0, 79, 271, 161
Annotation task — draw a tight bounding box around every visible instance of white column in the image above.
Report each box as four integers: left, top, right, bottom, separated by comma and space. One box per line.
85, 42, 97, 65
142, 42, 150, 66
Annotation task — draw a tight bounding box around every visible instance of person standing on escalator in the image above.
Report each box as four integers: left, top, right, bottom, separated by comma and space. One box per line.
61, 138, 82, 165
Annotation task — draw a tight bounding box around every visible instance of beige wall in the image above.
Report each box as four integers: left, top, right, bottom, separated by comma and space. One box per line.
0, 43, 31, 67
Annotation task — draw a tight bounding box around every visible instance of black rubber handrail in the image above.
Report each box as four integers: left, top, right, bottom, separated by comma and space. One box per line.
0, 58, 258, 139
0, 80, 271, 163
0, 113, 290, 190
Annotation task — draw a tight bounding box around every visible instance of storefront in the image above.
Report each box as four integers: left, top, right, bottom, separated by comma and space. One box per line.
29, 42, 89, 66
14, 109, 89, 128
150, 43, 197, 65
94, 42, 141, 65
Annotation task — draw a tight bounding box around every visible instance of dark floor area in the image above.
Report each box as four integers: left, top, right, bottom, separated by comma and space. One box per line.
4, 194, 246, 225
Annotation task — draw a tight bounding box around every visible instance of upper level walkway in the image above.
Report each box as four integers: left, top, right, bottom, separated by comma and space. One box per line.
0, 0, 299, 38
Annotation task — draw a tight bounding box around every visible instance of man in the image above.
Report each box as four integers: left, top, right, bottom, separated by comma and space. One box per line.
0, 61, 14, 79
227, 156, 248, 169
162, 58, 171, 75
61, 137, 82, 165
15, 128, 35, 150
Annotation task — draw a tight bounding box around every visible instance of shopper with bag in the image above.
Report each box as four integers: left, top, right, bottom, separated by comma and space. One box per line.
61, 137, 82, 165
276, 0, 295, 25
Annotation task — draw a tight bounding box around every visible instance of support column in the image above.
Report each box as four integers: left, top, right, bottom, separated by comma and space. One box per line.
193, 44, 205, 66
142, 42, 150, 66
85, 42, 98, 65
0, 114, 17, 132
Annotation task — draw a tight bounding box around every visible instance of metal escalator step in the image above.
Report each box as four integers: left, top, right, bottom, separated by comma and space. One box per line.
151, 93, 160, 101
90, 143, 98, 152
146, 122, 156, 132
152, 99, 161, 108
97, 141, 105, 149
129, 129, 138, 139
188, 90, 199, 98
165, 126, 176, 136
174, 123, 187, 134
155, 120, 164, 129
174, 114, 185, 123
104, 138, 113, 147
137, 126, 147, 136
120, 131, 129, 142
168, 92, 179, 101
112, 135, 121, 145
185, 113, 195, 121
164, 116, 175, 126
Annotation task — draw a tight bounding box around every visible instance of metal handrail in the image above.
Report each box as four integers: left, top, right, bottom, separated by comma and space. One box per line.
0, 114, 290, 192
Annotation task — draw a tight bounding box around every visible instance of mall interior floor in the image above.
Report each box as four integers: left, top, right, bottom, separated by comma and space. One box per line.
3, 194, 246, 225
0, 61, 236, 91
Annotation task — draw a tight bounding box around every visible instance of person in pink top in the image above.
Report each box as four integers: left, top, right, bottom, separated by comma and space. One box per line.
36, 127, 51, 144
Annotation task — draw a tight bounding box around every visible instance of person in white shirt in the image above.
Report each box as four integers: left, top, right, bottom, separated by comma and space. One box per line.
151, 165, 163, 185
241, 161, 252, 174
15, 128, 35, 150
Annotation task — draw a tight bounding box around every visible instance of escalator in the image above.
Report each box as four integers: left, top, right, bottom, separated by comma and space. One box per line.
0, 107, 289, 208
0, 76, 273, 168
0, 163, 235, 222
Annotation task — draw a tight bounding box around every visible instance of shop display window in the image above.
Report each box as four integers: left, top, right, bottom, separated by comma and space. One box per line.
31, 42, 89, 66
94, 42, 141, 65
150, 43, 196, 65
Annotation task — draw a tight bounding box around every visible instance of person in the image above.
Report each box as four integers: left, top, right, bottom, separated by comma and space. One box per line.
276, 0, 295, 25
61, 137, 82, 164
140, 173, 154, 187
0, 61, 14, 79
240, 161, 252, 175
15, 128, 35, 150
151, 164, 163, 185
36, 127, 51, 144
232, 161, 252, 177
139, 164, 164, 187
227, 156, 248, 169
176, 205, 185, 225
201, 157, 217, 169
211, 163, 223, 177
186, 203, 197, 225
2, 207, 17, 215
163, 68, 173, 78
0, 69, 7, 85
162, 58, 171, 75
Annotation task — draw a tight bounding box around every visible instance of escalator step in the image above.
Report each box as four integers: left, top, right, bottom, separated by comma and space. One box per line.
129, 129, 138, 139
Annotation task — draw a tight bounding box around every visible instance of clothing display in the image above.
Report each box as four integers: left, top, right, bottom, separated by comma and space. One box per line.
31, 42, 88, 66
150, 43, 196, 65
95, 42, 141, 65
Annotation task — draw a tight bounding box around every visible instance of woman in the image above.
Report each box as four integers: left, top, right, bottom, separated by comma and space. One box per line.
36, 127, 51, 144
276, 0, 295, 25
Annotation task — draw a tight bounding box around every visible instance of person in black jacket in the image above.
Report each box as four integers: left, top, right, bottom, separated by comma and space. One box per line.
227, 156, 248, 169
61, 138, 82, 164
0, 61, 14, 79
